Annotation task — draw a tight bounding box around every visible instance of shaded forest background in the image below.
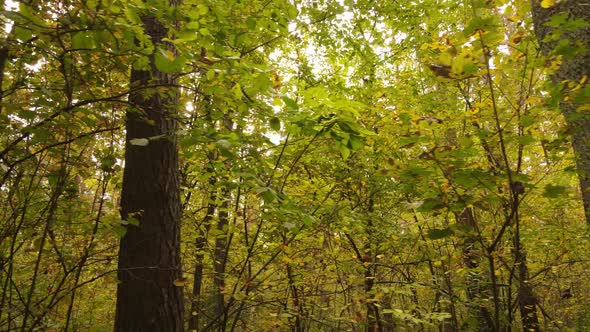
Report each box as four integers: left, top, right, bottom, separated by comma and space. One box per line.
1, 0, 589, 331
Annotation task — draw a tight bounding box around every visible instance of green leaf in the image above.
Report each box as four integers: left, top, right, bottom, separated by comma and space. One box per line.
303, 215, 314, 227
72, 32, 96, 49
452, 171, 478, 188
247, 17, 257, 30
547, 13, 568, 27
543, 184, 568, 198
232, 83, 244, 99
133, 56, 151, 71
520, 115, 536, 127
216, 139, 232, 149
463, 17, 496, 36
554, 39, 585, 58
348, 135, 363, 151
154, 48, 185, 73
517, 135, 535, 146
206, 69, 216, 81
113, 225, 127, 238
14, 26, 33, 41
281, 96, 298, 110
339, 144, 350, 160
269, 117, 281, 131
108, 3, 121, 13
417, 198, 445, 212
124, 5, 141, 24
256, 187, 277, 203
426, 228, 454, 240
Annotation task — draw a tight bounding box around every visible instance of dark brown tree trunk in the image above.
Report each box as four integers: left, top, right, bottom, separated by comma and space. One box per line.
456, 208, 494, 331
189, 98, 216, 332
212, 187, 230, 330
188, 181, 216, 331
286, 261, 304, 332
115, 11, 184, 332
0, 45, 8, 115
513, 207, 539, 331
210, 114, 235, 331
531, 0, 590, 224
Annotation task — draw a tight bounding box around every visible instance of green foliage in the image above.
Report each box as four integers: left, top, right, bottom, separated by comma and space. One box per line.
1, 0, 589, 330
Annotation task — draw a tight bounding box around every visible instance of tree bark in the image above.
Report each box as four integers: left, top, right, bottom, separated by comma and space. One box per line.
115, 11, 184, 332
513, 204, 539, 331
212, 187, 230, 330
364, 197, 382, 332
531, 0, 590, 224
188, 175, 217, 331
0, 45, 8, 115
456, 208, 494, 331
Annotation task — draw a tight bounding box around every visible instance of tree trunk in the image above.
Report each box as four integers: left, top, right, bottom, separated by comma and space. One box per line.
456, 208, 494, 331
364, 197, 382, 332
188, 181, 216, 331
115, 11, 184, 332
513, 207, 539, 331
0, 45, 8, 115
212, 187, 230, 330
531, 0, 590, 224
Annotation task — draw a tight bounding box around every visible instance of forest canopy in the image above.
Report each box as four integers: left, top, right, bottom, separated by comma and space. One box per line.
0, 0, 589, 331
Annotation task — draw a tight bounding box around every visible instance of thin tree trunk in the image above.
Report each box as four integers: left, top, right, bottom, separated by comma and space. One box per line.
189, 175, 217, 331
115, 8, 184, 331
456, 208, 494, 331
0, 45, 8, 115
211, 114, 235, 331
513, 206, 539, 331
212, 187, 230, 331
364, 197, 382, 332
531, 0, 590, 224
286, 261, 304, 332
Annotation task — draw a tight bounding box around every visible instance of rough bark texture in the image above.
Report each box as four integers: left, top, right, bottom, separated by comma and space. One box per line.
115, 12, 184, 332
531, 0, 590, 224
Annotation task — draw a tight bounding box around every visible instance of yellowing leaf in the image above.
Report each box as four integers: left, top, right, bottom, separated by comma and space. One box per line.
165, 49, 175, 60
174, 278, 187, 287
541, 0, 556, 8
282, 256, 292, 264
232, 83, 243, 99
272, 73, 281, 88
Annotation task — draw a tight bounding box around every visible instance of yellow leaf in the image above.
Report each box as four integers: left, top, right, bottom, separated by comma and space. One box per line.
231, 83, 243, 99
174, 278, 187, 287
166, 49, 175, 60
540, 0, 555, 8
272, 73, 282, 88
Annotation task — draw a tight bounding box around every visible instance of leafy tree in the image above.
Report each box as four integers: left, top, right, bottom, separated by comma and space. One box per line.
1, 0, 590, 331
531, 0, 590, 225
114, 0, 184, 330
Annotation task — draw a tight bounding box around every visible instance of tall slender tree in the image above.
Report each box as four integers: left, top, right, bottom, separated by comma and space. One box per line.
115, 1, 184, 330
531, 0, 590, 224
